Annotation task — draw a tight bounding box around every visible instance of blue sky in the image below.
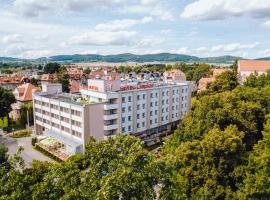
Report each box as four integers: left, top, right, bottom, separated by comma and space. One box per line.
0, 0, 270, 59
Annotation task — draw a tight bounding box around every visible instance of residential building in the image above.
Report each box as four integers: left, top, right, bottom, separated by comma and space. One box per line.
11, 83, 41, 119
0, 76, 30, 91
238, 60, 270, 84
163, 69, 186, 82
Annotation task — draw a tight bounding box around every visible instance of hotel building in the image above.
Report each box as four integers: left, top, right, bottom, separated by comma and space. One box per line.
33, 78, 192, 159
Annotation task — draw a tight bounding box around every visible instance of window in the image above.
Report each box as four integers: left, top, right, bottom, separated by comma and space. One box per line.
166, 116, 168, 120
151, 93, 153, 98
143, 94, 146, 99
142, 104, 145, 109
155, 110, 158, 115
137, 114, 140, 119
173, 90, 175, 95
150, 120, 153, 125
122, 117, 125, 123
122, 97, 126, 103
137, 95, 140, 100
172, 98, 175, 103
161, 117, 164, 121
166, 107, 169, 112
122, 127, 125, 132
137, 123, 140, 128
128, 106, 132, 111
162, 100, 164, 105
167, 91, 169, 96
162, 108, 164, 113
156, 93, 158, 97
128, 96, 132, 102
172, 106, 175, 110
142, 122, 145, 127
150, 111, 153, 116
172, 114, 174, 118
122, 107, 125, 113
128, 116, 132, 121
142, 113, 145, 118
137, 105, 140, 110
150, 102, 153, 107
162, 92, 165, 96
166, 99, 169, 104
128, 126, 131, 131
155, 101, 158, 106
155, 118, 158, 123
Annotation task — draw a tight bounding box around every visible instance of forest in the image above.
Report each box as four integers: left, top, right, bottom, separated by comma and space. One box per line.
1, 68, 270, 199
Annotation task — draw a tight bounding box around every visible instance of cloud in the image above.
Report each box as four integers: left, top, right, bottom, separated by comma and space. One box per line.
210, 42, 259, 52
181, 0, 270, 20
12, 0, 128, 17
66, 31, 137, 46
94, 17, 153, 31
2, 34, 24, 44
262, 20, 270, 28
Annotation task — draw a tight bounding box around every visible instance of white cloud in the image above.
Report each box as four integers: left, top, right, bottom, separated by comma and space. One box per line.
181, 0, 270, 20
2, 34, 24, 44
66, 31, 137, 46
262, 20, 270, 28
95, 17, 153, 31
20, 50, 54, 59
210, 42, 259, 52
12, 0, 129, 17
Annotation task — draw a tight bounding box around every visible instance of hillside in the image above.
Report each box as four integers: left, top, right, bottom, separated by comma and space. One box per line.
0, 53, 245, 64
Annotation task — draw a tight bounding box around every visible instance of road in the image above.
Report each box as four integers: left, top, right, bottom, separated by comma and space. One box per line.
0, 130, 53, 168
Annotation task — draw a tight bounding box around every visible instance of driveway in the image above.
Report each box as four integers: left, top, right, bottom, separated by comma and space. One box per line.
0, 132, 53, 168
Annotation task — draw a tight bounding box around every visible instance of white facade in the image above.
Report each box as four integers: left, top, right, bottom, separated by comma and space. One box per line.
81, 79, 192, 145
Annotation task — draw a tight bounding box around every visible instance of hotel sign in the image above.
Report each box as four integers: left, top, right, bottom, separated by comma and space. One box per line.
88, 85, 99, 91
120, 84, 154, 91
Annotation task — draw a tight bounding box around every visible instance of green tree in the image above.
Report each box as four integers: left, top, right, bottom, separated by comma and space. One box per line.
0, 87, 16, 118
20, 103, 34, 127
83, 67, 91, 75
30, 78, 39, 87
205, 70, 239, 94
43, 63, 61, 74
57, 66, 70, 93
239, 117, 270, 199
161, 126, 246, 199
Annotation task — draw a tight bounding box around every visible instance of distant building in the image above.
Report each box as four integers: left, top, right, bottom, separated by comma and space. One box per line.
198, 68, 228, 91
41, 74, 57, 84
163, 69, 186, 82
238, 60, 270, 84
0, 76, 30, 91
10, 83, 41, 119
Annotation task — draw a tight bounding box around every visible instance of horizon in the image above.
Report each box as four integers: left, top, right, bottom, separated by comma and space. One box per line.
0, 1, 270, 59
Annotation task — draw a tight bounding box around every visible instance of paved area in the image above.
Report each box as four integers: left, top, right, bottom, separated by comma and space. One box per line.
0, 130, 53, 168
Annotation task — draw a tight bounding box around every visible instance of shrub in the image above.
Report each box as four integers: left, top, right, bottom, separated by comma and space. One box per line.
10, 130, 31, 138
31, 137, 37, 146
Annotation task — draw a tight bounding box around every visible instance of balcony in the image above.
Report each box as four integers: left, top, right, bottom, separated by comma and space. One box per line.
104, 104, 118, 110
104, 124, 118, 131
104, 114, 118, 120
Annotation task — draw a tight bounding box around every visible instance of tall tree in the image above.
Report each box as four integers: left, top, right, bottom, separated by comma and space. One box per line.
0, 87, 16, 118
56, 66, 70, 93
20, 103, 34, 127
43, 63, 61, 74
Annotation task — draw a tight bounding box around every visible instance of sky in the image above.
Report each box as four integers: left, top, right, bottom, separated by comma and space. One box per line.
0, 0, 270, 59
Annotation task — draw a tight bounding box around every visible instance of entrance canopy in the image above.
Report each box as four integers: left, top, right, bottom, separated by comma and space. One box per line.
44, 129, 82, 148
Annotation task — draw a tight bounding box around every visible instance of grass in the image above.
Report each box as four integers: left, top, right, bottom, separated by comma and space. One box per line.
10, 130, 31, 138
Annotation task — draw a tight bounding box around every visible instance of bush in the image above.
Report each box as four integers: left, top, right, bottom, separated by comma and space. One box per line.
10, 130, 31, 138
31, 137, 37, 146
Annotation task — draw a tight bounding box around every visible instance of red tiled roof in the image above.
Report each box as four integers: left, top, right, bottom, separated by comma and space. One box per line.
239, 60, 270, 71
14, 83, 41, 101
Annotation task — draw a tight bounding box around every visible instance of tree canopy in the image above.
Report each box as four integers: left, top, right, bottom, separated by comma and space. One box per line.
0, 87, 16, 118
43, 63, 61, 74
